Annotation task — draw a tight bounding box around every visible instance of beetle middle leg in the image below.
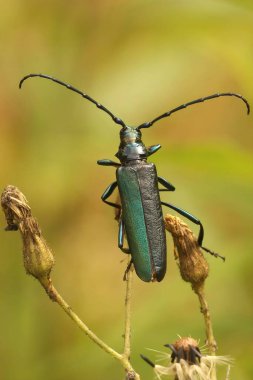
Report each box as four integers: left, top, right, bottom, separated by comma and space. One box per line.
101, 181, 121, 209
101, 181, 130, 254
161, 201, 225, 260
158, 176, 176, 191
97, 159, 120, 167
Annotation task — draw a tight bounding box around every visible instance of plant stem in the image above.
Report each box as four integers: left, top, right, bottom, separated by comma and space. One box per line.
225, 365, 231, 380
193, 283, 217, 355
192, 282, 217, 380
123, 261, 134, 361
44, 279, 123, 360
1, 186, 141, 378
40, 277, 140, 378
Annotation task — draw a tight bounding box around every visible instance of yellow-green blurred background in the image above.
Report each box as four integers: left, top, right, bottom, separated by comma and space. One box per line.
0, 0, 252, 379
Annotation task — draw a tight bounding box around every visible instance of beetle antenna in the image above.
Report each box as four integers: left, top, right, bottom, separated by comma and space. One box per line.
19, 73, 126, 128
137, 92, 250, 129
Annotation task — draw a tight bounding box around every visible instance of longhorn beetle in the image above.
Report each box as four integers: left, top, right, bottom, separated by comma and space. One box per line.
19, 73, 250, 282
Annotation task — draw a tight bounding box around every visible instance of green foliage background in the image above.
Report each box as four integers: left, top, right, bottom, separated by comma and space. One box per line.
0, 0, 252, 379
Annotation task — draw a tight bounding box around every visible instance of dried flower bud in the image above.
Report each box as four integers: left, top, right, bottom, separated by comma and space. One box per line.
164, 214, 209, 288
1, 185, 55, 287
22, 219, 54, 283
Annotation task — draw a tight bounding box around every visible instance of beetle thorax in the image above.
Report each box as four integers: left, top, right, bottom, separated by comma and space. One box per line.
115, 127, 147, 164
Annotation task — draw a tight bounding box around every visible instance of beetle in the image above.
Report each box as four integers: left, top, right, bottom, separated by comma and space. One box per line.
19, 73, 250, 282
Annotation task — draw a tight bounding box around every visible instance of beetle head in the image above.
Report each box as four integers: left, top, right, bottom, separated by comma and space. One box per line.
115, 127, 148, 164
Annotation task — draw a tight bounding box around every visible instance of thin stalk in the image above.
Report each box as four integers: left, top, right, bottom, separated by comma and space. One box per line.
225, 365, 231, 380
123, 261, 134, 361
192, 283, 217, 355
43, 279, 123, 361
39, 277, 140, 378
192, 282, 217, 380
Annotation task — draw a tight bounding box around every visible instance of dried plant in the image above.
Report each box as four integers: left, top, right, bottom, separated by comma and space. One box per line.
1, 185, 140, 380
164, 214, 218, 355
1, 186, 231, 380
141, 337, 231, 380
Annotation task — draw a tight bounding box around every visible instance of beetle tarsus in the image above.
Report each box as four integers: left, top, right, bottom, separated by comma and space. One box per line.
201, 246, 225, 261
123, 259, 133, 281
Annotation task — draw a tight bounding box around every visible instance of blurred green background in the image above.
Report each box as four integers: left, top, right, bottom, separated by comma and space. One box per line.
0, 0, 252, 379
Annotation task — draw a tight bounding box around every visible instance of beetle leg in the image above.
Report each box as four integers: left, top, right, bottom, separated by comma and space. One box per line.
161, 201, 225, 260
158, 176, 176, 191
97, 159, 120, 167
146, 144, 161, 157
161, 201, 204, 241
118, 218, 130, 254
123, 259, 134, 281
101, 181, 121, 209
119, 218, 132, 280
102, 182, 131, 255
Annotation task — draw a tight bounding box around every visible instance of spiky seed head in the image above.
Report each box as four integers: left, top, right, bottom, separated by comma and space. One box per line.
142, 336, 232, 380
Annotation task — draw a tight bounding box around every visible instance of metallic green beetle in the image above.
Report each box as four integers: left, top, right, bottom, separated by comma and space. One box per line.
19, 73, 250, 282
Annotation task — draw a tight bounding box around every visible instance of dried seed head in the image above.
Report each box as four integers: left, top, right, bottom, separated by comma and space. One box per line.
164, 214, 209, 287
142, 336, 232, 380
1, 185, 55, 286
154, 354, 231, 380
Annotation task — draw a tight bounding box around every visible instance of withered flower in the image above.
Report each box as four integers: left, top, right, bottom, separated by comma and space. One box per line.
1, 185, 55, 289
141, 337, 231, 380
164, 215, 222, 354
164, 214, 209, 288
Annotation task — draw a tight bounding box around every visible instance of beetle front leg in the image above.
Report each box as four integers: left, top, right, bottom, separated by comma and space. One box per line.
161, 201, 225, 260
97, 159, 120, 167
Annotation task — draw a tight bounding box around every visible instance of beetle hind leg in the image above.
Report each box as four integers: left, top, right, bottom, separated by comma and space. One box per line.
161, 201, 225, 261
